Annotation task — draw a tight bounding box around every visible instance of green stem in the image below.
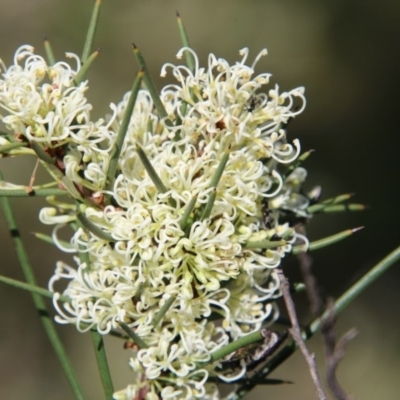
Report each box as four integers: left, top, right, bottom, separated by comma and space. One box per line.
179, 195, 197, 230
0, 274, 71, 303
0, 142, 26, 153
292, 227, 364, 255
30, 141, 55, 164
233, 244, 400, 399
209, 151, 230, 188
244, 240, 286, 249
307, 203, 365, 214
0, 188, 67, 197
90, 331, 114, 398
322, 193, 353, 204
106, 69, 144, 189
118, 321, 149, 349
0, 172, 86, 400
282, 149, 314, 179
33, 232, 73, 250
76, 211, 114, 242
81, 0, 102, 63
136, 145, 169, 194
199, 329, 265, 367
151, 295, 176, 327
200, 188, 217, 220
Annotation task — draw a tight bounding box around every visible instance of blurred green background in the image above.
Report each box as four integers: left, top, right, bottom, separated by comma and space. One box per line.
1, 1, 399, 399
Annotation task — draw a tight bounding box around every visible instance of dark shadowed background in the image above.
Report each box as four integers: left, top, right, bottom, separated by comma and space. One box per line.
1, 1, 399, 399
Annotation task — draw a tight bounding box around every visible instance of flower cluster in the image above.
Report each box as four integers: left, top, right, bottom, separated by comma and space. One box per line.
0, 45, 310, 399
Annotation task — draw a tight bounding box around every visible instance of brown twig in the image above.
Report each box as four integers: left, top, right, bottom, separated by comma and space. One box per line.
297, 250, 356, 400
277, 269, 328, 400
297, 252, 324, 317
322, 299, 358, 400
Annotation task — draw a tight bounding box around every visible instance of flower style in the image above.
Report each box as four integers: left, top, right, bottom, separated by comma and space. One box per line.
0, 44, 309, 399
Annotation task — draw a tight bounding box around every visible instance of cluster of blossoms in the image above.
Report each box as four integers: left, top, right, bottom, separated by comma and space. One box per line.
0, 45, 310, 399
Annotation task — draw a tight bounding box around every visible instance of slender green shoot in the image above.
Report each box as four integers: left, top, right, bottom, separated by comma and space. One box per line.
0, 171, 86, 400
81, 0, 102, 63
118, 321, 149, 349
0, 187, 66, 197
282, 149, 314, 179
0, 142, 26, 153
132, 44, 170, 125
106, 69, 144, 189
74, 48, 101, 86
0, 274, 71, 303
91, 331, 114, 398
308, 203, 366, 214
199, 329, 265, 367
244, 240, 287, 250
44, 37, 56, 65
32, 232, 73, 250
179, 195, 197, 230
292, 227, 364, 255
200, 188, 217, 220
30, 141, 55, 164
76, 211, 114, 242
151, 295, 176, 327
209, 151, 230, 188
39, 161, 84, 200
322, 193, 354, 204
136, 145, 168, 194
309, 243, 400, 335
176, 11, 196, 72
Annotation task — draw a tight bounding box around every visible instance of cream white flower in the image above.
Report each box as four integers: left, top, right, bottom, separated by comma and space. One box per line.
0, 44, 311, 399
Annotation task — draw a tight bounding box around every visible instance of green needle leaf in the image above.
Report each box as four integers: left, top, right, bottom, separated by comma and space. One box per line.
180, 195, 197, 230
0, 171, 86, 400
0, 274, 71, 303
76, 211, 114, 242
106, 69, 144, 189
176, 11, 195, 72
30, 141, 55, 164
199, 329, 265, 367
136, 144, 168, 194
118, 321, 149, 349
307, 203, 366, 214
44, 37, 56, 66
74, 48, 101, 86
209, 150, 230, 188
32, 232, 73, 250
81, 0, 102, 63
151, 295, 176, 327
0, 187, 67, 197
282, 149, 314, 179
132, 44, 171, 125
0, 142, 25, 153
244, 240, 287, 249
200, 188, 217, 220
91, 331, 114, 398
322, 193, 354, 204
292, 227, 364, 254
